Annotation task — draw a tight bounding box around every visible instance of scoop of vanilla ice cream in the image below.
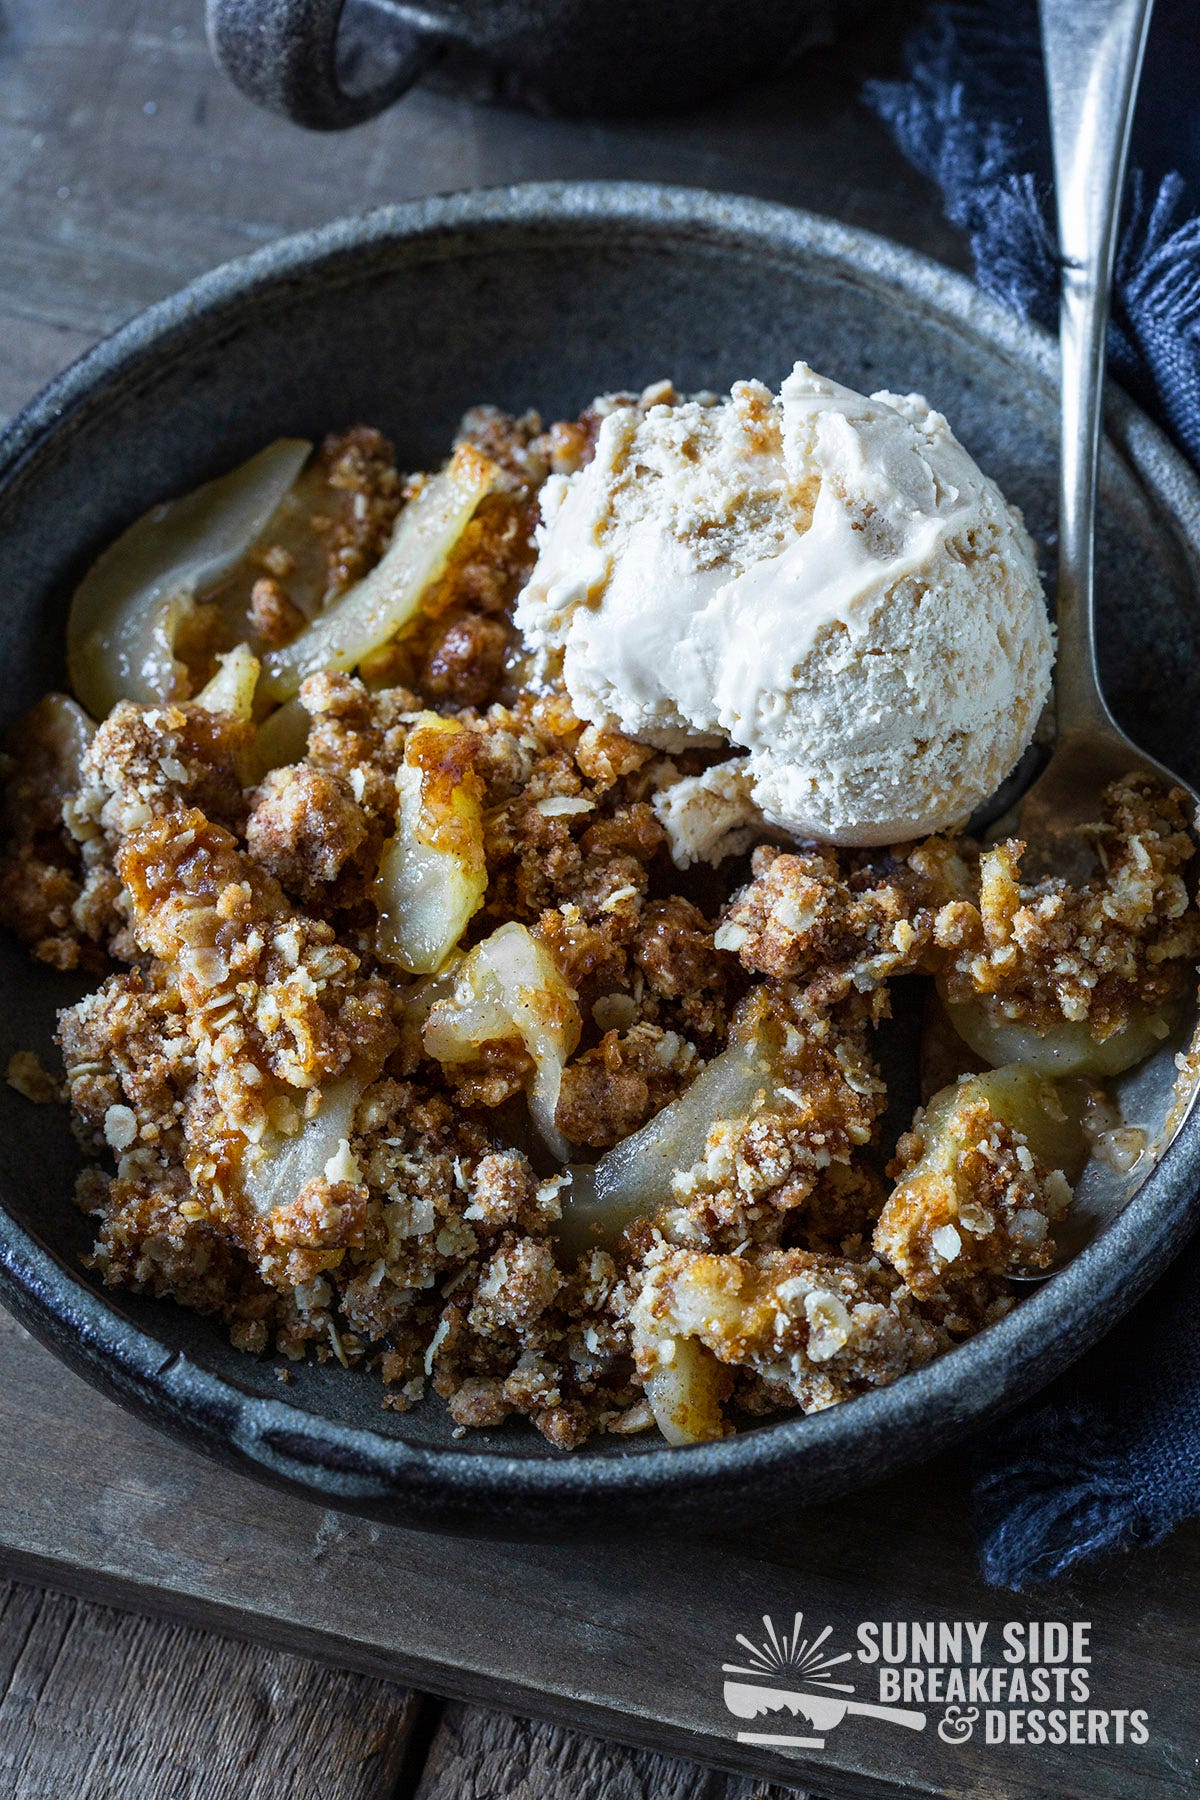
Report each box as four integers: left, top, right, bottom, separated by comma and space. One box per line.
514, 364, 1053, 849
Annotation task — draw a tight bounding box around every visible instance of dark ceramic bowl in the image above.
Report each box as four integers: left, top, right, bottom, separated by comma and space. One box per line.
3, 184, 1200, 1538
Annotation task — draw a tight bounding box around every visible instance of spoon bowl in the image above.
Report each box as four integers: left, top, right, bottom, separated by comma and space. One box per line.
1007, 722, 1196, 883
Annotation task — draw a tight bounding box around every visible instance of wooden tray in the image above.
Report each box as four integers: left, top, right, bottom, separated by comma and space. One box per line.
2, 7, 1198, 1794
1, 1305, 1196, 1800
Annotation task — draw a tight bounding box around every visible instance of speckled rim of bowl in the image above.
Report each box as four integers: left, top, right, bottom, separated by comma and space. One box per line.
2, 182, 1200, 1536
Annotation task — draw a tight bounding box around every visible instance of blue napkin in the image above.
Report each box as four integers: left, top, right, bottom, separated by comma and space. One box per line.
867, 0, 1200, 1588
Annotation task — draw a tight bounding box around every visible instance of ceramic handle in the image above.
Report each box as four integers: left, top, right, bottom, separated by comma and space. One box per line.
205, 0, 436, 130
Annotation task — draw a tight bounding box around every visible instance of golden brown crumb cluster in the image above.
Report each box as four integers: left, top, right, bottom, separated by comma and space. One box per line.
931, 779, 1200, 1037
3, 405, 1198, 1449
877, 1097, 1071, 1300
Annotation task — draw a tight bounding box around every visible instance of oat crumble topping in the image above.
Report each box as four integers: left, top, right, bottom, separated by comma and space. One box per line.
3, 402, 1197, 1449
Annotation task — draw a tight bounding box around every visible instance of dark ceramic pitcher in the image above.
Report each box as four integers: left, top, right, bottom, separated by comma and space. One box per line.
206, 0, 870, 128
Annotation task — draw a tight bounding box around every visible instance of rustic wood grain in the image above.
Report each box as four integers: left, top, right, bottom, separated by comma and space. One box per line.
0, 1576, 423, 1799
414, 1703, 813, 1799
7, 5, 1199, 1800
1, 1306, 1197, 1800
0, 1566, 822, 1800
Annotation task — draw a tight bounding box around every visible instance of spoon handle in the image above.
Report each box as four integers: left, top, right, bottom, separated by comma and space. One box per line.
1039, 0, 1155, 740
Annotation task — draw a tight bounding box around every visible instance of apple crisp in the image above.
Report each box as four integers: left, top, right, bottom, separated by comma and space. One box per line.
3, 401, 1198, 1449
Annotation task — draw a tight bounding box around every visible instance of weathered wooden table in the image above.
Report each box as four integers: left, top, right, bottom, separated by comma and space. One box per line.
3, 4, 1200, 1797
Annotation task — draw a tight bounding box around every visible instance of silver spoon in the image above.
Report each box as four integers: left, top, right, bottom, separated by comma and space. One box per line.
1021, 0, 1190, 868
1010, 0, 1200, 1271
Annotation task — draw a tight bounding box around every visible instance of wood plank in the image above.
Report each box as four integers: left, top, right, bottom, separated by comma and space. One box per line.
0, 1575, 423, 1799
415, 1702, 814, 1799
0, 1567, 816, 1800
1, 1306, 1197, 1800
